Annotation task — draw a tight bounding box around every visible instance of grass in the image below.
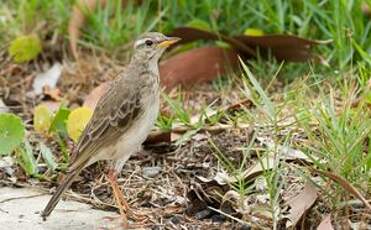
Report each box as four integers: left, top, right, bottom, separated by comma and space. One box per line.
241, 60, 286, 229
0, 0, 73, 38
196, 58, 369, 228
299, 81, 371, 191
0, 0, 370, 228
1, 0, 370, 68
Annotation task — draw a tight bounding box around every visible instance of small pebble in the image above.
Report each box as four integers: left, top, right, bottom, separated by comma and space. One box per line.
170, 215, 183, 224
142, 166, 162, 178
211, 214, 225, 223
194, 209, 211, 220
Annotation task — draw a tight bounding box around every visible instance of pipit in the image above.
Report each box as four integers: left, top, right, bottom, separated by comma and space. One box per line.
41, 32, 180, 226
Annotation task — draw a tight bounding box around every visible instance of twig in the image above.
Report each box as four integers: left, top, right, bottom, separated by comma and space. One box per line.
207, 206, 249, 225
311, 168, 371, 210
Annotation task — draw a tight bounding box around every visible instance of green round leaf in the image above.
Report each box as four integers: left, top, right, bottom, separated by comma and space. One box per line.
8, 34, 42, 63
0, 113, 25, 155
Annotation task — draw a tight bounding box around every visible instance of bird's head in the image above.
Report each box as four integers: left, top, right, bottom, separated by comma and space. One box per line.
132, 32, 180, 63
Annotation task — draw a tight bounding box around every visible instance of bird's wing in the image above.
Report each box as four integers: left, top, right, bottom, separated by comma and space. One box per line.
68, 76, 143, 171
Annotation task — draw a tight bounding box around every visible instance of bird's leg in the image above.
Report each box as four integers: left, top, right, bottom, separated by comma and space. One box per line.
106, 169, 147, 227
106, 169, 129, 228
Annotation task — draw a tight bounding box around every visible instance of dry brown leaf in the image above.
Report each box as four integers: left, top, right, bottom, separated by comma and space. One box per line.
317, 215, 334, 230
83, 81, 110, 109
43, 86, 62, 101
285, 182, 318, 228
169, 27, 256, 56
160, 47, 238, 89
234, 34, 323, 62
312, 169, 371, 210
169, 27, 325, 62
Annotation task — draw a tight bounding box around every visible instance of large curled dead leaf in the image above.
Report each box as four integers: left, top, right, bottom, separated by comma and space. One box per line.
285, 182, 318, 228
169, 27, 256, 57
169, 27, 325, 62
159, 26, 325, 89
160, 47, 238, 89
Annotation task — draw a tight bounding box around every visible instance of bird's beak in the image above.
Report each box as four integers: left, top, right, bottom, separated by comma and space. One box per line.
158, 37, 181, 48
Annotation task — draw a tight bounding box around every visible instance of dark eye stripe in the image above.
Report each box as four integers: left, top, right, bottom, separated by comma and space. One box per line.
135, 37, 158, 48
145, 40, 153, 46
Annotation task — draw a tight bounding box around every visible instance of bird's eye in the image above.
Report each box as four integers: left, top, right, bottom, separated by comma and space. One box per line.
145, 40, 153, 47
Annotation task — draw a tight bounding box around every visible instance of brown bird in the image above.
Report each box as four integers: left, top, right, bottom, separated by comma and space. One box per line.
41, 32, 180, 226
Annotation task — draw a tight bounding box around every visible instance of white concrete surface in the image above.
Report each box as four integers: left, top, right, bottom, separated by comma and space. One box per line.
0, 187, 121, 230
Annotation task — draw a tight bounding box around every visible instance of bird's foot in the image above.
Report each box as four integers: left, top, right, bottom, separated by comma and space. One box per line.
106, 169, 148, 227
106, 169, 129, 228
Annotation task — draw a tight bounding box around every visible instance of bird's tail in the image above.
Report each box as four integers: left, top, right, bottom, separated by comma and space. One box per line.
41, 164, 84, 220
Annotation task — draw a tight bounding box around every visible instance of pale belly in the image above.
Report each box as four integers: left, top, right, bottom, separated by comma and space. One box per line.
94, 97, 160, 163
